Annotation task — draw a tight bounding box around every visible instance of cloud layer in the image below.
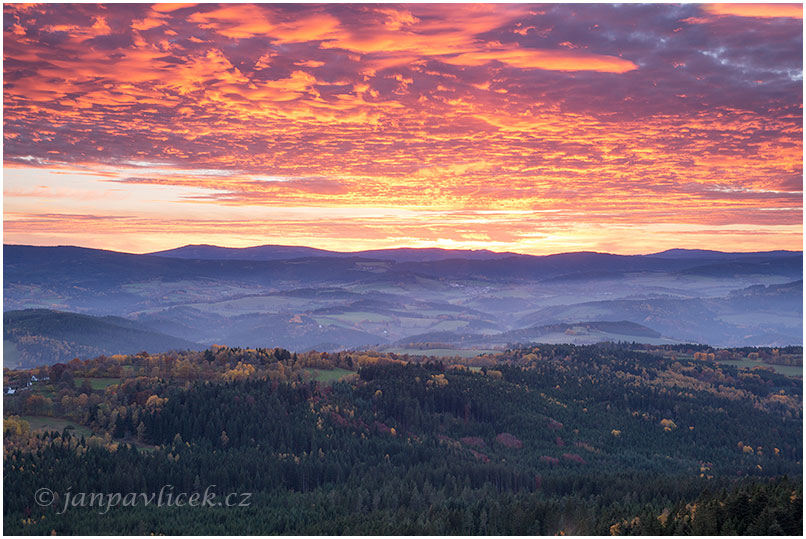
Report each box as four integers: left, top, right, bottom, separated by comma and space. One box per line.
3, 3, 802, 253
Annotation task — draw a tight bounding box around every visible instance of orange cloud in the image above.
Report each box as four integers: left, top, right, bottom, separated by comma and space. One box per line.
152, 3, 197, 13
187, 4, 275, 39
132, 11, 168, 31
42, 15, 111, 41
703, 3, 803, 19
441, 45, 637, 73
2, 3, 802, 254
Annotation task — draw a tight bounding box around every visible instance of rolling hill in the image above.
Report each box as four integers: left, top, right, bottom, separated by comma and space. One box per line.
3, 309, 201, 368
3, 244, 802, 363
388, 320, 672, 350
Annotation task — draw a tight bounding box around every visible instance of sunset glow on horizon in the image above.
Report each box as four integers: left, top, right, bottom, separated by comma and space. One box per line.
3, 3, 803, 255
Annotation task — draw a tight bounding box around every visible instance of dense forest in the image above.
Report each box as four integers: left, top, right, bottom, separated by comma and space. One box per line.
3, 343, 802, 535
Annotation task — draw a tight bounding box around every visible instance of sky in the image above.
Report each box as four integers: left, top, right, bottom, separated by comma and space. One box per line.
3, 2, 803, 255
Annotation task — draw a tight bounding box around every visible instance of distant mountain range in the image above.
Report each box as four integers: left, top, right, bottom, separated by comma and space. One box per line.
646, 248, 800, 260
3, 244, 802, 365
6, 245, 800, 287
149, 244, 518, 262
148, 243, 799, 263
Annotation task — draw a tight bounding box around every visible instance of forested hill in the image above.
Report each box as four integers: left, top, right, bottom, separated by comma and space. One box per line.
3, 343, 802, 535
3, 309, 200, 367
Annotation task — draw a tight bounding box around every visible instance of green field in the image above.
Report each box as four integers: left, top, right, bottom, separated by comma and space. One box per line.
188, 295, 326, 314
718, 359, 802, 378
304, 368, 355, 385
18, 415, 94, 437
74, 377, 122, 390
407, 309, 461, 316
427, 320, 470, 332
311, 317, 355, 329
32, 386, 57, 399
328, 311, 394, 323
17, 415, 159, 451
383, 347, 498, 358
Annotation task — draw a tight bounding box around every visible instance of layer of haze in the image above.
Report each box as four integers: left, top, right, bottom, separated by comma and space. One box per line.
3, 3, 803, 254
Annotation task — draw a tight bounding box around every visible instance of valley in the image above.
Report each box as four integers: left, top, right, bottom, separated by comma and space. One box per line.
3, 245, 801, 368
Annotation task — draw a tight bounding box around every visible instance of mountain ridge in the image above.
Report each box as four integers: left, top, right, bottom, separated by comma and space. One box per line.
6, 243, 799, 262
4, 244, 801, 358
150, 244, 518, 262
148, 244, 802, 262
